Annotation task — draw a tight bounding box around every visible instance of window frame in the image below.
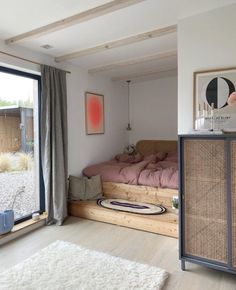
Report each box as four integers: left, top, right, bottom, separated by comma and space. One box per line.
0, 65, 45, 224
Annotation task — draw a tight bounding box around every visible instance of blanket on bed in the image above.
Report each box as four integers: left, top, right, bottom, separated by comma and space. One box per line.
83, 152, 178, 189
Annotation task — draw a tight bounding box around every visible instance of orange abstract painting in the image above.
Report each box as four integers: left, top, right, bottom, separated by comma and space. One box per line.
85, 92, 104, 134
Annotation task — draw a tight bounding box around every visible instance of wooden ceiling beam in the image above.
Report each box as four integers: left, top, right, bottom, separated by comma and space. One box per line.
5, 0, 145, 45
55, 25, 177, 62
111, 67, 177, 81
88, 49, 177, 73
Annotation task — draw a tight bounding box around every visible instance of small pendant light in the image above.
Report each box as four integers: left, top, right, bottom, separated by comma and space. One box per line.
126, 80, 132, 131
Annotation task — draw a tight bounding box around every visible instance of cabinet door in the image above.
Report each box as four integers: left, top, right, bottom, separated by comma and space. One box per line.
183, 139, 228, 263
231, 141, 236, 268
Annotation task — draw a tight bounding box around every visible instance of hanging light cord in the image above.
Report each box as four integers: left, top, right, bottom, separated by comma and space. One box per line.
126, 80, 131, 130
128, 80, 130, 124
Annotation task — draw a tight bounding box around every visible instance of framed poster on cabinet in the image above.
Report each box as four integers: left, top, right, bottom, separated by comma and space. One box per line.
194, 67, 236, 130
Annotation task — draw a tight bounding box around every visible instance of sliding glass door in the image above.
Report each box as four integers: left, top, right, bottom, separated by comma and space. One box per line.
0, 66, 44, 223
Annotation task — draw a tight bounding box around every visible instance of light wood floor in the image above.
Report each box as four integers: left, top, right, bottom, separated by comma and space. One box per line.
1, 216, 236, 290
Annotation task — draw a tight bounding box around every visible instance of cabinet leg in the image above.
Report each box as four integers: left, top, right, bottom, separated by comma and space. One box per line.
181, 260, 186, 271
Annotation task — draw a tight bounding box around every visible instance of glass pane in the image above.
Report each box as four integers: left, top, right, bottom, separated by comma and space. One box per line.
0, 71, 40, 221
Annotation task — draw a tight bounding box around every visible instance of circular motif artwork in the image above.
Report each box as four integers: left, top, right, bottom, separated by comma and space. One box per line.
205, 77, 235, 109
194, 68, 236, 130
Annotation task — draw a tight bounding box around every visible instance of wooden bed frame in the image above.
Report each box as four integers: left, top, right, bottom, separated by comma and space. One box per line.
102, 182, 177, 213
68, 140, 179, 238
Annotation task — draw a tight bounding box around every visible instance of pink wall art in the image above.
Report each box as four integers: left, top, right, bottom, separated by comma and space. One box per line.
85, 92, 104, 135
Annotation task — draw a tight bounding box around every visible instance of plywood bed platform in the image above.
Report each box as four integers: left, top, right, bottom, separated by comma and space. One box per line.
68, 140, 179, 238
68, 181, 179, 238
68, 199, 178, 238
103, 182, 177, 212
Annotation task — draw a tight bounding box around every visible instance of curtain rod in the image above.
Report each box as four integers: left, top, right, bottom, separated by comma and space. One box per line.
0, 50, 71, 74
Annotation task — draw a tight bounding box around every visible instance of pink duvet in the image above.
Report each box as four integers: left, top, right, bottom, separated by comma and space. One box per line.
83, 154, 178, 189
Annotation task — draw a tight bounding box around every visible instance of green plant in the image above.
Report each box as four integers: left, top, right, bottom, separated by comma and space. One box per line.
17, 152, 33, 171
8, 186, 25, 209
0, 98, 17, 107
0, 153, 13, 172
172, 196, 179, 209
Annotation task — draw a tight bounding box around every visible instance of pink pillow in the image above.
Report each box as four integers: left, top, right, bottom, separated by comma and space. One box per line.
145, 163, 162, 170
132, 153, 143, 163
144, 154, 156, 163
115, 153, 143, 163
155, 151, 167, 161
144, 152, 167, 163
165, 151, 178, 162
115, 153, 133, 163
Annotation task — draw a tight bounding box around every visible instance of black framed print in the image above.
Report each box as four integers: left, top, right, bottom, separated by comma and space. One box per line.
194, 67, 236, 130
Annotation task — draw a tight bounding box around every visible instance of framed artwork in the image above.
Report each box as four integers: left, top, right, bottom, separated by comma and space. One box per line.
194, 67, 236, 130
85, 92, 104, 135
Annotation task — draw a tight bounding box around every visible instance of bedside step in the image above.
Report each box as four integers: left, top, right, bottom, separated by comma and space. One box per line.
102, 182, 178, 213
68, 200, 178, 238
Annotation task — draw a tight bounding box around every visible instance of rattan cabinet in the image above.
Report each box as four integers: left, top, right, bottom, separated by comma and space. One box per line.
179, 134, 236, 274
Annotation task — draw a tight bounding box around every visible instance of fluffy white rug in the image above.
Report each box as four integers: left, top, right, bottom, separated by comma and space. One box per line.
0, 240, 168, 290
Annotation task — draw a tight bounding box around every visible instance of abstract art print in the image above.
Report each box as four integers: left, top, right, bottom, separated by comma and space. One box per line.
85, 92, 104, 135
194, 67, 236, 130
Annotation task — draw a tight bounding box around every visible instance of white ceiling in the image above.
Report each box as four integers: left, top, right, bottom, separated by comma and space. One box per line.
0, 0, 236, 80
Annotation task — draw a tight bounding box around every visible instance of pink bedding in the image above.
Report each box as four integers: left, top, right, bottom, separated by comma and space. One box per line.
83, 153, 178, 189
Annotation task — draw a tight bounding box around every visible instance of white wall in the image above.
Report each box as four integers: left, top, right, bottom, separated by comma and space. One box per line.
178, 0, 236, 19
128, 76, 178, 144
178, 3, 236, 133
67, 69, 128, 175
0, 40, 128, 176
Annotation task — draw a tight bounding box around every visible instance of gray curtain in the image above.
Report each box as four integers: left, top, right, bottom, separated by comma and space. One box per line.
40, 65, 68, 225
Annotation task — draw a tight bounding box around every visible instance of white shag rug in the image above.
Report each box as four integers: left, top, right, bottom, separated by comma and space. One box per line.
0, 240, 168, 290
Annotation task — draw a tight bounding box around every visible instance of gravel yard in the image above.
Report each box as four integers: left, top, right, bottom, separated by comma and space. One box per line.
0, 170, 38, 220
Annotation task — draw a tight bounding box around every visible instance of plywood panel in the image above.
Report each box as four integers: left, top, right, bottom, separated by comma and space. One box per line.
136, 140, 177, 156
102, 182, 178, 212
0, 116, 21, 152
26, 116, 34, 141
68, 200, 178, 238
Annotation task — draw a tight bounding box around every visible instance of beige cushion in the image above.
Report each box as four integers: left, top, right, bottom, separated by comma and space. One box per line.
68, 175, 103, 200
